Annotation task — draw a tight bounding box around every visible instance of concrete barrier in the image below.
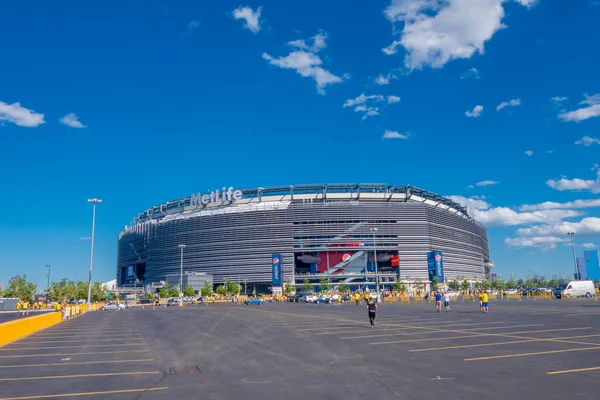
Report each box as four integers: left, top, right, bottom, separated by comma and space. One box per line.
0, 312, 62, 347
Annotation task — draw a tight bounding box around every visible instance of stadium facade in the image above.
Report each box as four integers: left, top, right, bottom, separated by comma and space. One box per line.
117, 184, 492, 292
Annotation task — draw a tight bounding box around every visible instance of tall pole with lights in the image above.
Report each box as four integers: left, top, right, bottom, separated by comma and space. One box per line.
370, 227, 380, 302
178, 244, 186, 307
87, 198, 102, 311
567, 232, 578, 280
45, 264, 51, 293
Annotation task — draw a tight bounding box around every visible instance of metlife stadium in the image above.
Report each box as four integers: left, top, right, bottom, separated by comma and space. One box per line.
117, 184, 493, 292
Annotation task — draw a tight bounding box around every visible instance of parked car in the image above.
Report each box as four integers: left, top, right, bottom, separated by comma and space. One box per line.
167, 298, 181, 306
305, 294, 318, 303
100, 303, 125, 311
244, 298, 264, 305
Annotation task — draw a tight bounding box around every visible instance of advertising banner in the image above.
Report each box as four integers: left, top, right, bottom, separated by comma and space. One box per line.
433, 251, 445, 282
577, 257, 587, 280
427, 252, 436, 281
272, 254, 282, 286
584, 251, 600, 281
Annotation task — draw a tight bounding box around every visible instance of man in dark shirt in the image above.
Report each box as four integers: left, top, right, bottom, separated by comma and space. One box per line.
366, 297, 378, 327
434, 291, 442, 312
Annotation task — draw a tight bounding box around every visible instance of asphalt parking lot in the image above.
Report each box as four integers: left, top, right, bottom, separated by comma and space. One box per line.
2, 298, 600, 399
0, 310, 53, 325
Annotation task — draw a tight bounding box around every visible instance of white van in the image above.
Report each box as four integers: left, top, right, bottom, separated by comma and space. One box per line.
555, 280, 596, 298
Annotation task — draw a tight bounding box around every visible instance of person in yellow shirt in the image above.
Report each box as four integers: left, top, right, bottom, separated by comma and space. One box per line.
478, 292, 483, 313
481, 291, 489, 313
355, 293, 361, 305
15, 301, 21, 317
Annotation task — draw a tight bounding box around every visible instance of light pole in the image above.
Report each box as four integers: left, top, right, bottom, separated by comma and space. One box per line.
87, 198, 102, 311
45, 264, 51, 292
244, 278, 247, 296
76, 276, 79, 304
567, 232, 578, 280
370, 227, 380, 302
178, 244, 186, 307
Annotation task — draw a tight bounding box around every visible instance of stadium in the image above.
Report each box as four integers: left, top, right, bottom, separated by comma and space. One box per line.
117, 184, 493, 293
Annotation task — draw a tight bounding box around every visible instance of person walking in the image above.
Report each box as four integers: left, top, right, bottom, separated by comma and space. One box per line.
366, 297, 378, 327
434, 291, 442, 312
443, 292, 451, 312
481, 291, 489, 313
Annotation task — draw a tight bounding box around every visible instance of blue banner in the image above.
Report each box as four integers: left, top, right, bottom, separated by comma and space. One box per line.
272, 254, 282, 286
426, 252, 436, 281
433, 251, 445, 282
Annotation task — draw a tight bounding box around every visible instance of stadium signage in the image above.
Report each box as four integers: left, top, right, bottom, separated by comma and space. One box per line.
190, 187, 243, 207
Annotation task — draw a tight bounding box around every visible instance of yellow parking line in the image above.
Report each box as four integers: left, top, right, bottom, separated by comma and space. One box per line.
23, 334, 142, 340
12, 338, 140, 345
464, 346, 600, 361
547, 366, 600, 375
368, 327, 593, 345
0, 349, 149, 359
371, 334, 481, 345
0, 371, 160, 382
1, 343, 145, 351
0, 387, 168, 400
332, 321, 510, 339
411, 334, 600, 352
0, 359, 154, 369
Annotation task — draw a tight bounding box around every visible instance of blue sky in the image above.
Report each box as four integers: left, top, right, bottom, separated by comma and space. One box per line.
1, 0, 599, 287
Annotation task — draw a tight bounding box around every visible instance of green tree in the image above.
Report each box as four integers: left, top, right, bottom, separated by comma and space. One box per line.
461, 280, 470, 291
200, 282, 213, 297
537, 276, 549, 288
158, 283, 169, 299
229, 283, 241, 295
430, 276, 441, 290
525, 278, 537, 289
449, 280, 459, 290
302, 279, 312, 292
506, 279, 517, 289
338, 283, 350, 293
169, 285, 180, 298
319, 278, 331, 293
215, 285, 227, 296
392, 280, 406, 292
146, 292, 154, 299
493, 279, 505, 290
284, 281, 296, 295
183, 285, 195, 297
3, 275, 37, 300
481, 280, 491, 290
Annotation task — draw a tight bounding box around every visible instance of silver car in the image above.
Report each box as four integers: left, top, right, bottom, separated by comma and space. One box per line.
100, 303, 125, 311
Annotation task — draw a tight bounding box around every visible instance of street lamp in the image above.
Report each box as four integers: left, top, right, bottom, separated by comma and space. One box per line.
244, 278, 248, 296
370, 227, 380, 302
178, 244, 186, 307
86, 198, 102, 311
567, 232, 578, 280
45, 264, 51, 292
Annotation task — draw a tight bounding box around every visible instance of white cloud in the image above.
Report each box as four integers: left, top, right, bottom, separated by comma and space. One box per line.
582, 243, 597, 249
263, 32, 345, 94
514, 0, 539, 8
521, 198, 600, 212
446, 195, 490, 210
546, 150, 554, 154
475, 208, 583, 227
524, 150, 533, 156
184, 20, 200, 34
382, 0, 531, 70
592, 163, 599, 171
546, 170, 600, 194
575, 136, 600, 146
375, 74, 391, 85
383, 130, 409, 140
516, 217, 600, 237
496, 98, 521, 111
465, 105, 483, 118
232, 6, 262, 33
476, 180, 499, 187
505, 236, 567, 250
559, 93, 600, 122
460, 67, 480, 79
551, 96, 568, 104
343, 93, 397, 120
0, 100, 45, 127
59, 113, 87, 129
466, 184, 475, 189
